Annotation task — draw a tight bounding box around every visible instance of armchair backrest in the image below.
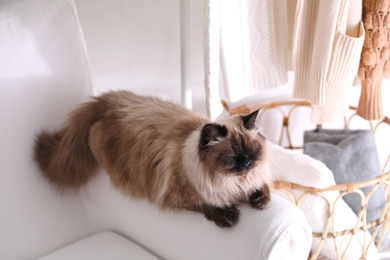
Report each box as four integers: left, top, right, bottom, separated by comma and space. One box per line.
0, 0, 94, 258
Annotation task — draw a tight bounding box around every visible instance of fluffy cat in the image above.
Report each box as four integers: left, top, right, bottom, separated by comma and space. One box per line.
34, 90, 271, 227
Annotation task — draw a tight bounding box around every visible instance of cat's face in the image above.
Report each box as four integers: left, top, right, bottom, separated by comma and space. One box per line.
198, 110, 266, 177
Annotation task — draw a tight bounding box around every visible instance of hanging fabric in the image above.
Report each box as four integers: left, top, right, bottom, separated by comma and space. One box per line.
203, 0, 366, 123
357, 0, 390, 121
310, 0, 365, 123
202, 0, 289, 120
293, 0, 365, 124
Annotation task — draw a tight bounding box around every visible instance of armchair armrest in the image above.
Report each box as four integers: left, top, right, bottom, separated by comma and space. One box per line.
82, 170, 312, 260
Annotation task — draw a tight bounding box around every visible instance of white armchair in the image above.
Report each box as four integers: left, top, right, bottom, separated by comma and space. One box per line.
0, 0, 312, 259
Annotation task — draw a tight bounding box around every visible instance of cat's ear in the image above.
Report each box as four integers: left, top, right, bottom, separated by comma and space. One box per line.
200, 123, 228, 147
241, 109, 260, 130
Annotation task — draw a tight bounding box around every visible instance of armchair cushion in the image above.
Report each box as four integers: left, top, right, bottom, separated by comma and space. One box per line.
82, 169, 312, 260
38, 232, 159, 260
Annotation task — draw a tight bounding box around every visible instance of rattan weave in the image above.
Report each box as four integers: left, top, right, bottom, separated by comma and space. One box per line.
223, 100, 390, 260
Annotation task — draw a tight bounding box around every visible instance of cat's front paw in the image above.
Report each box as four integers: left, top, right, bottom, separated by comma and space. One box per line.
249, 185, 271, 210
204, 205, 239, 228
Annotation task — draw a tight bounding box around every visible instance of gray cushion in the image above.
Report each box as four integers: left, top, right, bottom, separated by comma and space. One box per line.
303, 129, 387, 242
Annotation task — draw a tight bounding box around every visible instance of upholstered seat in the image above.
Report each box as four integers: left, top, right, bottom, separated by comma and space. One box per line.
0, 1, 312, 259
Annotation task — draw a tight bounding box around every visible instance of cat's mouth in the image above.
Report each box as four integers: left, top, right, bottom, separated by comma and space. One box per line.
230, 162, 254, 176
235, 170, 248, 176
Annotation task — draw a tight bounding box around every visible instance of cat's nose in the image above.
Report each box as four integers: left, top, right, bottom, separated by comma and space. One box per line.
237, 155, 252, 168
244, 159, 251, 167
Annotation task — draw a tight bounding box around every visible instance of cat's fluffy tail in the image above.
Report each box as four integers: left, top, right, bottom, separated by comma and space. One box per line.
34, 100, 102, 189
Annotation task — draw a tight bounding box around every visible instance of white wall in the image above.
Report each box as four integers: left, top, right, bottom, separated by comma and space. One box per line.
74, 0, 206, 113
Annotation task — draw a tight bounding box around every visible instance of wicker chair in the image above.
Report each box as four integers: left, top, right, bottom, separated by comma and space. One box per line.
222, 100, 390, 260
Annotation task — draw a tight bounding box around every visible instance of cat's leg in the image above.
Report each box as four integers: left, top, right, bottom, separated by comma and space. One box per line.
191, 204, 240, 228
249, 184, 271, 210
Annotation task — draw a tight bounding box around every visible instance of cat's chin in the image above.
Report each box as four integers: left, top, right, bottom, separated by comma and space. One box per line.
232, 170, 249, 177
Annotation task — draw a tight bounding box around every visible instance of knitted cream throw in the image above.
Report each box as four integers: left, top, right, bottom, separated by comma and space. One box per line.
293, 0, 365, 124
